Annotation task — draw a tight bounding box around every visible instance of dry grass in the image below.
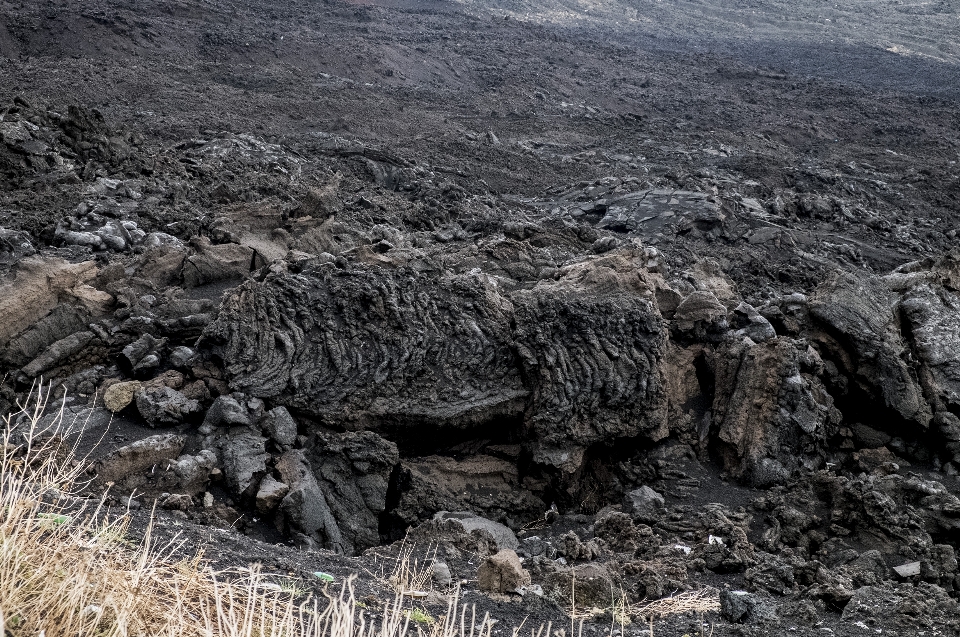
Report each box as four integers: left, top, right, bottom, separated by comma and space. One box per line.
634, 589, 721, 637
360, 539, 443, 601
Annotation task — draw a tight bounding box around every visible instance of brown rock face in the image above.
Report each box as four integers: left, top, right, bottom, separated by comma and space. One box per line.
103, 380, 142, 412
477, 549, 531, 594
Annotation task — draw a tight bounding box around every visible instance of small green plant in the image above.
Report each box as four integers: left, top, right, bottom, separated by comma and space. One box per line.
406, 607, 435, 626
36, 512, 72, 528
278, 577, 311, 597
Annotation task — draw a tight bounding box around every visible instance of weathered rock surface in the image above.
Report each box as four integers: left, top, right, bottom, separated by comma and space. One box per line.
477, 549, 531, 594
392, 455, 545, 531
136, 386, 200, 426
93, 434, 186, 485
303, 430, 398, 554
103, 380, 142, 412
712, 337, 838, 485
809, 271, 932, 428
203, 248, 667, 474
434, 511, 520, 551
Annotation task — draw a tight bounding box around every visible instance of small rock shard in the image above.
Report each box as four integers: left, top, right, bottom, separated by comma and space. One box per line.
892, 561, 921, 578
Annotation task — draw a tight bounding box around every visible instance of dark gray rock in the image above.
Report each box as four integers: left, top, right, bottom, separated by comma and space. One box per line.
730, 302, 777, 343
520, 535, 547, 557
671, 290, 728, 339
135, 386, 200, 426
0, 304, 89, 368
262, 406, 297, 447
20, 330, 94, 377
171, 449, 217, 495
434, 511, 520, 551
276, 449, 343, 552
203, 248, 669, 478
392, 455, 544, 531
304, 430, 398, 554
711, 338, 838, 485
169, 345, 197, 369
720, 590, 777, 624
844, 550, 888, 587
203, 259, 526, 432
897, 253, 960, 437
624, 486, 665, 523
431, 560, 452, 587
202, 395, 252, 429
255, 475, 290, 513
121, 333, 161, 375
511, 251, 669, 470
809, 271, 931, 428
0, 227, 35, 266
216, 429, 269, 496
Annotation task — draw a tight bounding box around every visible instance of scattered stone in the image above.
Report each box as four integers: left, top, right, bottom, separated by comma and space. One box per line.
171, 450, 217, 495
217, 430, 270, 496
255, 475, 290, 513
93, 434, 186, 484
202, 395, 252, 429
624, 486, 665, 523
434, 512, 519, 551
892, 561, 921, 578
169, 346, 197, 369
477, 549, 530, 594
103, 380, 142, 412
0, 227, 35, 265
431, 561, 452, 588
720, 590, 777, 624
262, 406, 298, 447
135, 386, 201, 426
160, 493, 193, 511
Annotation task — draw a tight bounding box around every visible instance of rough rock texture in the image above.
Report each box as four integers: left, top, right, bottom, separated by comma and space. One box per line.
477, 549, 531, 594
203, 248, 667, 473
303, 430, 398, 554
809, 272, 932, 428
203, 261, 526, 429
624, 486, 666, 523
103, 380, 142, 412
214, 429, 270, 496
276, 448, 343, 552
434, 512, 520, 551
4, 1, 960, 631
712, 337, 839, 485
135, 386, 200, 426
512, 251, 668, 470
255, 475, 290, 514
93, 434, 186, 485
0, 258, 106, 348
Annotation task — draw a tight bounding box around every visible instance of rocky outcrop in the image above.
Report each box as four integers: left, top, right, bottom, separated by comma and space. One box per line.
809, 271, 931, 428
203, 247, 667, 474
711, 337, 839, 485
203, 260, 525, 430
0, 258, 108, 349
513, 251, 668, 470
